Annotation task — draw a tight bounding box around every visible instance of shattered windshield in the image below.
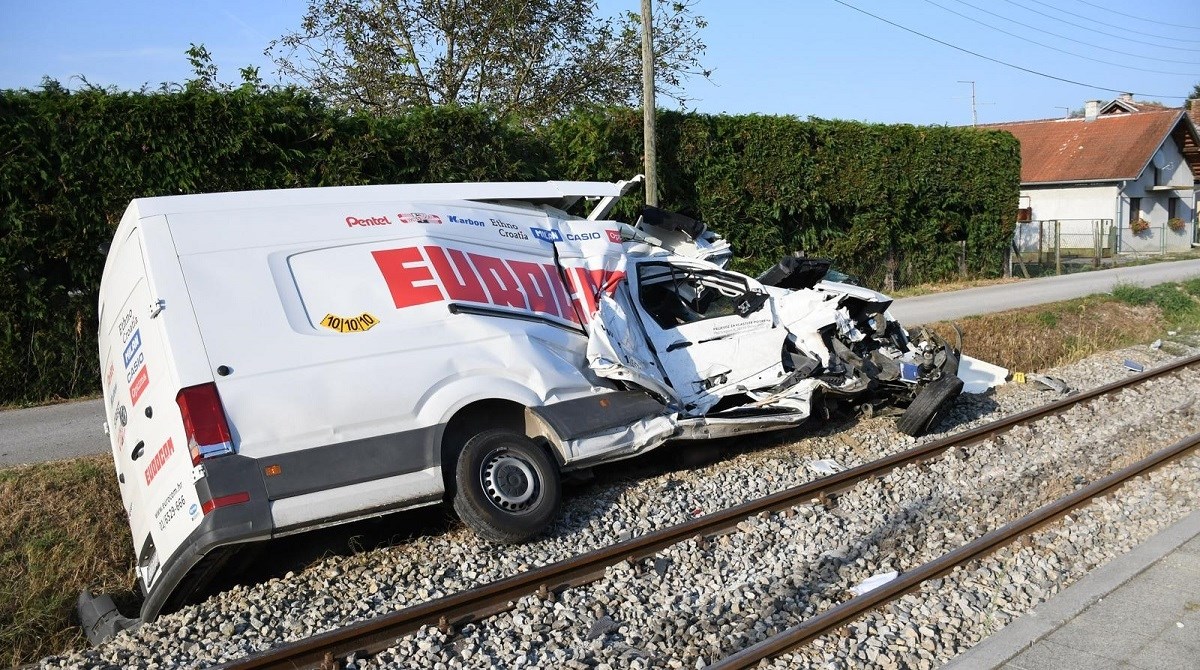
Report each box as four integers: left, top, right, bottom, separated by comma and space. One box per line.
636, 263, 760, 329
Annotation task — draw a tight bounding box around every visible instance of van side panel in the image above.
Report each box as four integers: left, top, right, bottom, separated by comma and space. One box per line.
169, 203, 607, 529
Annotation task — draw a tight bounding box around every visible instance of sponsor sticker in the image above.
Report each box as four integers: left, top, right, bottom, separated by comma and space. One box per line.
119, 310, 138, 343
320, 312, 380, 333
531, 228, 563, 243
448, 214, 486, 227
345, 215, 392, 228
125, 351, 145, 384
606, 229, 623, 243
397, 213, 443, 225
144, 438, 175, 486
106, 362, 118, 407
489, 218, 529, 240
188, 503, 200, 521
130, 365, 150, 406
123, 330, 142, 368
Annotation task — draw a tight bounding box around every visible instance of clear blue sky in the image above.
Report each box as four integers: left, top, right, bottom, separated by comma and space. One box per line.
2, 0, 1198, 126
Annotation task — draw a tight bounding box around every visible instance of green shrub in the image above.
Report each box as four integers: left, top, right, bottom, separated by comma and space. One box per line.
1036, 311, 1059, 328
1111, 283, 1154, 306
1150, 285, 1198, 317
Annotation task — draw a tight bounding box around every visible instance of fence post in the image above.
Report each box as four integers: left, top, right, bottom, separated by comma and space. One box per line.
1093, 219, 1101, 268
1011, 240, 1030, 278
1054, 220, 1061, 275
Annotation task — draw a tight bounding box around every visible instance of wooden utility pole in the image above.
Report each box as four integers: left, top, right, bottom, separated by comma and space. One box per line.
641, 0, 658, 206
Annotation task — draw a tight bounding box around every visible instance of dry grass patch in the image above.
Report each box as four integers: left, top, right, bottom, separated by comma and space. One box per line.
0, 455, 133, 666
887, 276, 1025, 299
927, 297, 1166, 372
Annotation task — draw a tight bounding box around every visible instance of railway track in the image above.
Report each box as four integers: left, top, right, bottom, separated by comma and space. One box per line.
219, 353, 1200, 670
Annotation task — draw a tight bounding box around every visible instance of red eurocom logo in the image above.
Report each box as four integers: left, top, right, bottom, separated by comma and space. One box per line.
372, 245, 624, 325
606, 229, 622, 243
144, 437, 175, 486
130, 365, 150, 406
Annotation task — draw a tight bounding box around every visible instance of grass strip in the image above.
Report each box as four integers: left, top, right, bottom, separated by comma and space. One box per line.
0, 456, 133, 667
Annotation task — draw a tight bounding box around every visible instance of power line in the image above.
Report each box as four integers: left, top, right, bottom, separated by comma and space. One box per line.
827, 0, 1190, 100
940, 0, 1200, 66
1071, 0, 1200, 31
1000, 0, 1200, 48
921, 0, 1195, 75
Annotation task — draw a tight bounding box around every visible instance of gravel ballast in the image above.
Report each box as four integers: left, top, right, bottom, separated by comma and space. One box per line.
42, 340, 1200, 669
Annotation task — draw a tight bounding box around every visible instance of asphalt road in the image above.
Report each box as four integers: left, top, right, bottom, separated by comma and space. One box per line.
889, 258, 1200, 326
0, 397, 105, 467
4, 258, 1200, 468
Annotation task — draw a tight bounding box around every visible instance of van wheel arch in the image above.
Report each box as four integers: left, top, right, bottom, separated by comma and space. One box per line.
452, 428, 561, 543
439, 400, 563, 544
439, 399, 540, 497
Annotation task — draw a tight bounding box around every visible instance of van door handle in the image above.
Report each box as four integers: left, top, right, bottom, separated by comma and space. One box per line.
131, 441, 145, 461
666, 340, 692, 352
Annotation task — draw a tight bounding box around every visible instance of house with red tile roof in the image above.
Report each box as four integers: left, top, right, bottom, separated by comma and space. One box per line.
985, 97, 1199, 256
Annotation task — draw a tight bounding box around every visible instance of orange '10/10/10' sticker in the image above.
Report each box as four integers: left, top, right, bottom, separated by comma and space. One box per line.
320, 313, 380, 333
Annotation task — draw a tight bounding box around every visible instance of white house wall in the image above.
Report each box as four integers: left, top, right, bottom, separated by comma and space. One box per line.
1117, 139, 1195, 253
1018, 184, 1118, 253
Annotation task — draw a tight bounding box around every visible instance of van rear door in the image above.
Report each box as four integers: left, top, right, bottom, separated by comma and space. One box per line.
99, 228, 203, 592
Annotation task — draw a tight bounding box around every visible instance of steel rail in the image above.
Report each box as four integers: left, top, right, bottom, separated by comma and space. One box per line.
709, 428, 1200, 668
219, 353, 1200, 670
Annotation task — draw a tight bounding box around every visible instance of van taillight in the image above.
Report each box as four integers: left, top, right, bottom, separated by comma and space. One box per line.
176, 383, 234, 465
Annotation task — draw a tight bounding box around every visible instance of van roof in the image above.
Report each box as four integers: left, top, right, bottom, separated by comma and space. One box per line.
128, 180, 630, 218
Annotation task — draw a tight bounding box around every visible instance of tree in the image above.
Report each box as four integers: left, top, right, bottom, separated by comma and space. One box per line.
183, 43, 270, 94
1188, 82, 1200, 100
267, 0, 708, 123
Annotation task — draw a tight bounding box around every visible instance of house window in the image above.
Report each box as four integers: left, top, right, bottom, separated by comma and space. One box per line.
1129, 197, 1141, 226
1168, 197, 1178, 221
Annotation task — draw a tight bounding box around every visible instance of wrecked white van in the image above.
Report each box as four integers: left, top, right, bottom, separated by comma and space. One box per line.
80, 176, 960, 641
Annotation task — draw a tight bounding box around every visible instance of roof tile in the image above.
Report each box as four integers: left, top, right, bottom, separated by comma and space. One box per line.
983, 110, 1183, 184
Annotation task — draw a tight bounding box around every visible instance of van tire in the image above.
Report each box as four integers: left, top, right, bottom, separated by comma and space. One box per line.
896, 374, 963, 437
452, 429, 561, 544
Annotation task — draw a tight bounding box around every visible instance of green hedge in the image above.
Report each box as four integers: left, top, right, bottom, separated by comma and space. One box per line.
547, 109, 1020, 282
0, 88, 1018, 404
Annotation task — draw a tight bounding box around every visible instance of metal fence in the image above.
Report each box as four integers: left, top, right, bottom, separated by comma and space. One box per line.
1011, 219, 1116, 275
1117, 225, 1172, 256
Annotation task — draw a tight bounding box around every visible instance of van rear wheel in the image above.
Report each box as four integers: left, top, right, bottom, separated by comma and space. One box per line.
452, 429, 561, 544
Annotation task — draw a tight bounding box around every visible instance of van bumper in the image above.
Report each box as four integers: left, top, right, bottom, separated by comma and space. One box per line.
78, 455, 274, 644
76, 589, 140, 646
142, 455, 274, 620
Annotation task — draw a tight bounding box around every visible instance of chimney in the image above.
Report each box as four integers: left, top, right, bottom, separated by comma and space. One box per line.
1084, 100, 1100, 121
1190, 98, 1200, 127
1119, 92, 1134, 103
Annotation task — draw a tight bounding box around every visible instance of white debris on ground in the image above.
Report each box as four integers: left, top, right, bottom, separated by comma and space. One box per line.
40, 339, 1200, 670
955, 355, 1008, 394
